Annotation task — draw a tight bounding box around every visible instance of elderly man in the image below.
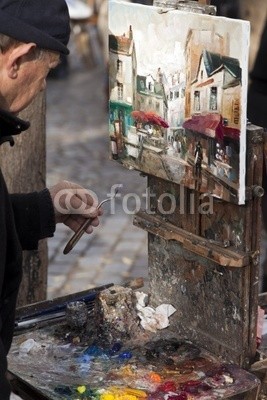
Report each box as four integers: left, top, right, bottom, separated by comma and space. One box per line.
0, 0, 102, 397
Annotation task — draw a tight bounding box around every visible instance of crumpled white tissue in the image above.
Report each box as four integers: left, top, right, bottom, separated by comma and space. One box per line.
19, 338, 41, 354
135, 291, 176, 332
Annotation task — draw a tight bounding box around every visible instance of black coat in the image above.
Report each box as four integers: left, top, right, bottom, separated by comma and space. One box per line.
0, 108, 55, 399
247, 19, 267, 128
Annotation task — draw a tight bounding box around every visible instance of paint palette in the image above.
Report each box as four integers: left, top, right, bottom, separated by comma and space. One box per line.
8, 323, 260, 399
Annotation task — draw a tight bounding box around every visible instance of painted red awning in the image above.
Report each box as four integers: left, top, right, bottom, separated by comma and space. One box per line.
183, 113, 240, 141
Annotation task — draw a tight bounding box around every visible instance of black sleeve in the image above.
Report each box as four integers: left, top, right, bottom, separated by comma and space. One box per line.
0, 336, 10, 400
10, 188, 56, 250
247, 19, 267, 127
250, 20, 267, 83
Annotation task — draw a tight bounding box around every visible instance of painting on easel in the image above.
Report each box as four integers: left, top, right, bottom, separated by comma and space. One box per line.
108, 1, 250, 204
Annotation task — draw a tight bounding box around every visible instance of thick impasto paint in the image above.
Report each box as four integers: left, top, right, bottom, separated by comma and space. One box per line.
108, 1, 250, 204
9, 327, 259, 399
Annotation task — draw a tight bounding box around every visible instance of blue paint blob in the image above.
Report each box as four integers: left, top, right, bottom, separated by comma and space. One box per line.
118, 351, 132, 360
78, 353, 92, 363
108, 342, 122, 355
84, 345, 103, 357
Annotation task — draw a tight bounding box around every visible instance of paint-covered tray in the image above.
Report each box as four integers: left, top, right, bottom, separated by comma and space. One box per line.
8, 320, 260, 400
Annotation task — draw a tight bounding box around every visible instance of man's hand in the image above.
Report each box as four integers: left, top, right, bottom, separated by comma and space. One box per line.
49, 180, 103, 234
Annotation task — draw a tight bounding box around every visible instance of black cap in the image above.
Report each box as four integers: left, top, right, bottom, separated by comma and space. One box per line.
0, 0, 70, 55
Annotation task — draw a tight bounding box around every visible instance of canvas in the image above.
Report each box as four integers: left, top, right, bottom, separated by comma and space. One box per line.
108, 1, 250, 204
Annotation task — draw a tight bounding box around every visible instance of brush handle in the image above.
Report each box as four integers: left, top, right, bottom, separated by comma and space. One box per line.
16, 292, 96, 322
63, 196, 114, 254
15, 283, 114, 321
63, 217, 93, 254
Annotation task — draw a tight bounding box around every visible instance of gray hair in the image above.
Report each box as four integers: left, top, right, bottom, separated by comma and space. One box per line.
0, 33, 19, 52
0, 32, 46, 60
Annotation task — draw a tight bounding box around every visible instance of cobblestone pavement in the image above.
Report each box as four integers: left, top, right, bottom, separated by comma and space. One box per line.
45, 39, 148, 300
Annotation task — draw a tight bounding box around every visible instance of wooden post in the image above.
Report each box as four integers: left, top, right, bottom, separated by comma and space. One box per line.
0, 93, 48, 307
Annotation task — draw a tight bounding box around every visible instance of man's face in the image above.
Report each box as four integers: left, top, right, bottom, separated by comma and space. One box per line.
0, 45, 60, 113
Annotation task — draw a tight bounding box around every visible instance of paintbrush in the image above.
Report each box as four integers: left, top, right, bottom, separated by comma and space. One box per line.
63, 188, 119, 255
14, 278, 144, 331
14, 302, 95, 331
15, 283, 113, 324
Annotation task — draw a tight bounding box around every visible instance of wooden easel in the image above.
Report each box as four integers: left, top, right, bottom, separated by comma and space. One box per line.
134, 124, 263, 366
132, 0, 264, 373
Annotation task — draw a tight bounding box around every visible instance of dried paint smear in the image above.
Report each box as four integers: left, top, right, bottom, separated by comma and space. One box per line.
8, 324, 259, 399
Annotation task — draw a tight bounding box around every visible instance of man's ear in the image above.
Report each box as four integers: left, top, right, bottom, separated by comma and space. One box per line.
6, 42, 37, 79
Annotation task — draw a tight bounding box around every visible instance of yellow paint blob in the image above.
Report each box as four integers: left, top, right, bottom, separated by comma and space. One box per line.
123, 388, 147, 398
77, 385, 86, 394
100, 387, 147, 400
100, 393, 115, 400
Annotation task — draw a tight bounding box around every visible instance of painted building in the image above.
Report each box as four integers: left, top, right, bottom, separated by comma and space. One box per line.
191, 50, 241, 130
167, 71, 186, 130
183, 49, 241, 183
109, 25, 137, 106
136, 74, 168, 121
109, 25, 137, 143
184, 28, 229, 118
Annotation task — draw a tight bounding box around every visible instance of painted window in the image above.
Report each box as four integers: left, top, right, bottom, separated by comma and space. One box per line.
140, 80, 145, 90
194, 90, 200, 112
117, 82, 123, 100
117, 59, 122, 75
210, 87, 218, 111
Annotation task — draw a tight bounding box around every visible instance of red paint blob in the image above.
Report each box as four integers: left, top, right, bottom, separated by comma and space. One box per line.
168, 393, 187, 400
158, 381, 176, 392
